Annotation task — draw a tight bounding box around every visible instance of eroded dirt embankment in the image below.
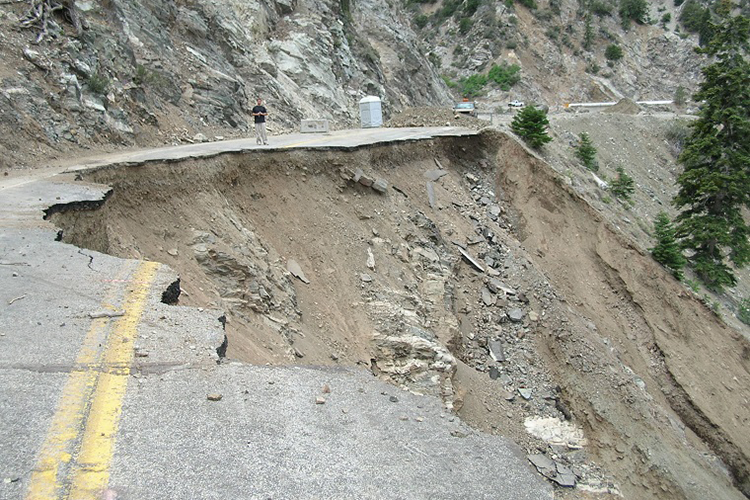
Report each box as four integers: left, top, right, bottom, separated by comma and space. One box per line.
50, 131, 750, 500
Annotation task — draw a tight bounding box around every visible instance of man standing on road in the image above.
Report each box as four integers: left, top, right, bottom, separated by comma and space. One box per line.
252, 98, 269, 145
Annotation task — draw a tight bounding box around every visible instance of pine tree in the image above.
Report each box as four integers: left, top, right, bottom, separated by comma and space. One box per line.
583, 15, 595, 50
575, 132, 598, 171
510, 105, 552, 149
673, 13, 750, 291
610, 166, 635, 200
651, 212, 687, 279
674, 85, 687, 106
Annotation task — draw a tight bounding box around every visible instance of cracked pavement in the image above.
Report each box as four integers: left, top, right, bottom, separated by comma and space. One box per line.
0, 128, 552, 500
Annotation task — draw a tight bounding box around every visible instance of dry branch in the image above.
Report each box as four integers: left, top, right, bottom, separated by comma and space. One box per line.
19, 0, 82, 43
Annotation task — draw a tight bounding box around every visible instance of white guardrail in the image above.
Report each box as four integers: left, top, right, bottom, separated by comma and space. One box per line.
565, 100, 673, 108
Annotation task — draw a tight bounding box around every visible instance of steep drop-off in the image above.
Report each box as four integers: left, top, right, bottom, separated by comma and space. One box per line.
51, 130, 750, 500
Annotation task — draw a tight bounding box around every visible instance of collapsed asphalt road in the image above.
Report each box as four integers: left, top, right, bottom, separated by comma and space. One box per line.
0, 127, 553, 500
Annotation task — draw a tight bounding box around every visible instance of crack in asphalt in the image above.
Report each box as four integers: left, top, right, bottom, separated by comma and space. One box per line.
77, 248, 95, 271
0, 361, 206, 375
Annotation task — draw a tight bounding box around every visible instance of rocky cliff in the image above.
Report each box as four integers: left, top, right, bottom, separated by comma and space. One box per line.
423, 0, 704, 106
0, 0, 705, 170
0, 0, 450, 169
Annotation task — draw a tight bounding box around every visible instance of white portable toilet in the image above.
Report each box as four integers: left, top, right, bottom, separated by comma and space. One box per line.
359, 96, 383, 128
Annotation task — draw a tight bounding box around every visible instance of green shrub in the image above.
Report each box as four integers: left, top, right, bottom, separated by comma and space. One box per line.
609, 166, 635, 200
341, 0, 352, 21
545, 25, 560, 38
586, 61, 601, 73
459, 17, 473, 33
441, 75, 458, 88
679, 0, 707, 30
414, 14, 429, 28
517, 0, 537, 9
510, 105, 552, 149
650, 212, 687, 279
87, 72, 110, 95
619, 0, 649, 27
590, 0, 613, 16
536, 9, 554, 20
459, 73, 488, 97
739, 298, 750, 326
604, 43, 623, 60
583, 15, 594, 49
487, 61, 521, 90
133, 64, 165, 88
664, 118, 691, 151
685, 278, 700, 293
438, 0, 462, 20
464, 0, 482, 15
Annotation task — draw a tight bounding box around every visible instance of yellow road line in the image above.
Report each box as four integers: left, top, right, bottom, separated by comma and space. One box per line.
25, 320, 107, 500
26, 261, 158, 500
68, 261, 158, 499
25, 261, 132, 500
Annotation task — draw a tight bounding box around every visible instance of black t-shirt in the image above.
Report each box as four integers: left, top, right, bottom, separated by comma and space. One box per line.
252, 105, 267, 123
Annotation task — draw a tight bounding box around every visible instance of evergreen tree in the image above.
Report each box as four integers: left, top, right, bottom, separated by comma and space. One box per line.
583, 15, 595, 50
673, 13, 750, 291
673, 85, 687, 106
679, 0, 714, 45
651, 212, 687, 279
510, 105, 552, 149
575, 132, 599, 171
610, 166, 635, 200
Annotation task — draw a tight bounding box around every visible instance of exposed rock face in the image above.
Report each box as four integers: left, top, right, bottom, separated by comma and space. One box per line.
426, 0, 704, 105
190, 228, 299, 317
372, 331, 458, 407
0, 0, 451, 169
0, 0, 708, 170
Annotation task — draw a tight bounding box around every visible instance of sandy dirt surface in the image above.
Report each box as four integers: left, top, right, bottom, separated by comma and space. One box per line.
48, 125, 750, 500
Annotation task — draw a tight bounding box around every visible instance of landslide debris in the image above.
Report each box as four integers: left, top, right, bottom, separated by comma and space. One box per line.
51, 130, 750, 500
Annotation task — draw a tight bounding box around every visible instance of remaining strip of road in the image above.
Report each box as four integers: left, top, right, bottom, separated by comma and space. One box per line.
26, 261, 159, 500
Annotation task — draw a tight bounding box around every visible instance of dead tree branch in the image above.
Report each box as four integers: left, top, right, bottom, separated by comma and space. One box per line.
19, 0, 82, 43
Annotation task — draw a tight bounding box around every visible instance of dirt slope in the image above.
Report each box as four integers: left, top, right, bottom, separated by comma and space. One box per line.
50, 130, 750, 500
489, 130, 750, 497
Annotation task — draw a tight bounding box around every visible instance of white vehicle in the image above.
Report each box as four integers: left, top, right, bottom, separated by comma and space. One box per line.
508, 100, 525, 107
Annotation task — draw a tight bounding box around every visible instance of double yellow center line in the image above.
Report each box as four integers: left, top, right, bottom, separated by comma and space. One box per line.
26, 261, 159, 500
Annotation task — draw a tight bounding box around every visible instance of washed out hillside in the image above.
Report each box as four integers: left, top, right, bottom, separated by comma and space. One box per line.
1, 1, 749, 500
